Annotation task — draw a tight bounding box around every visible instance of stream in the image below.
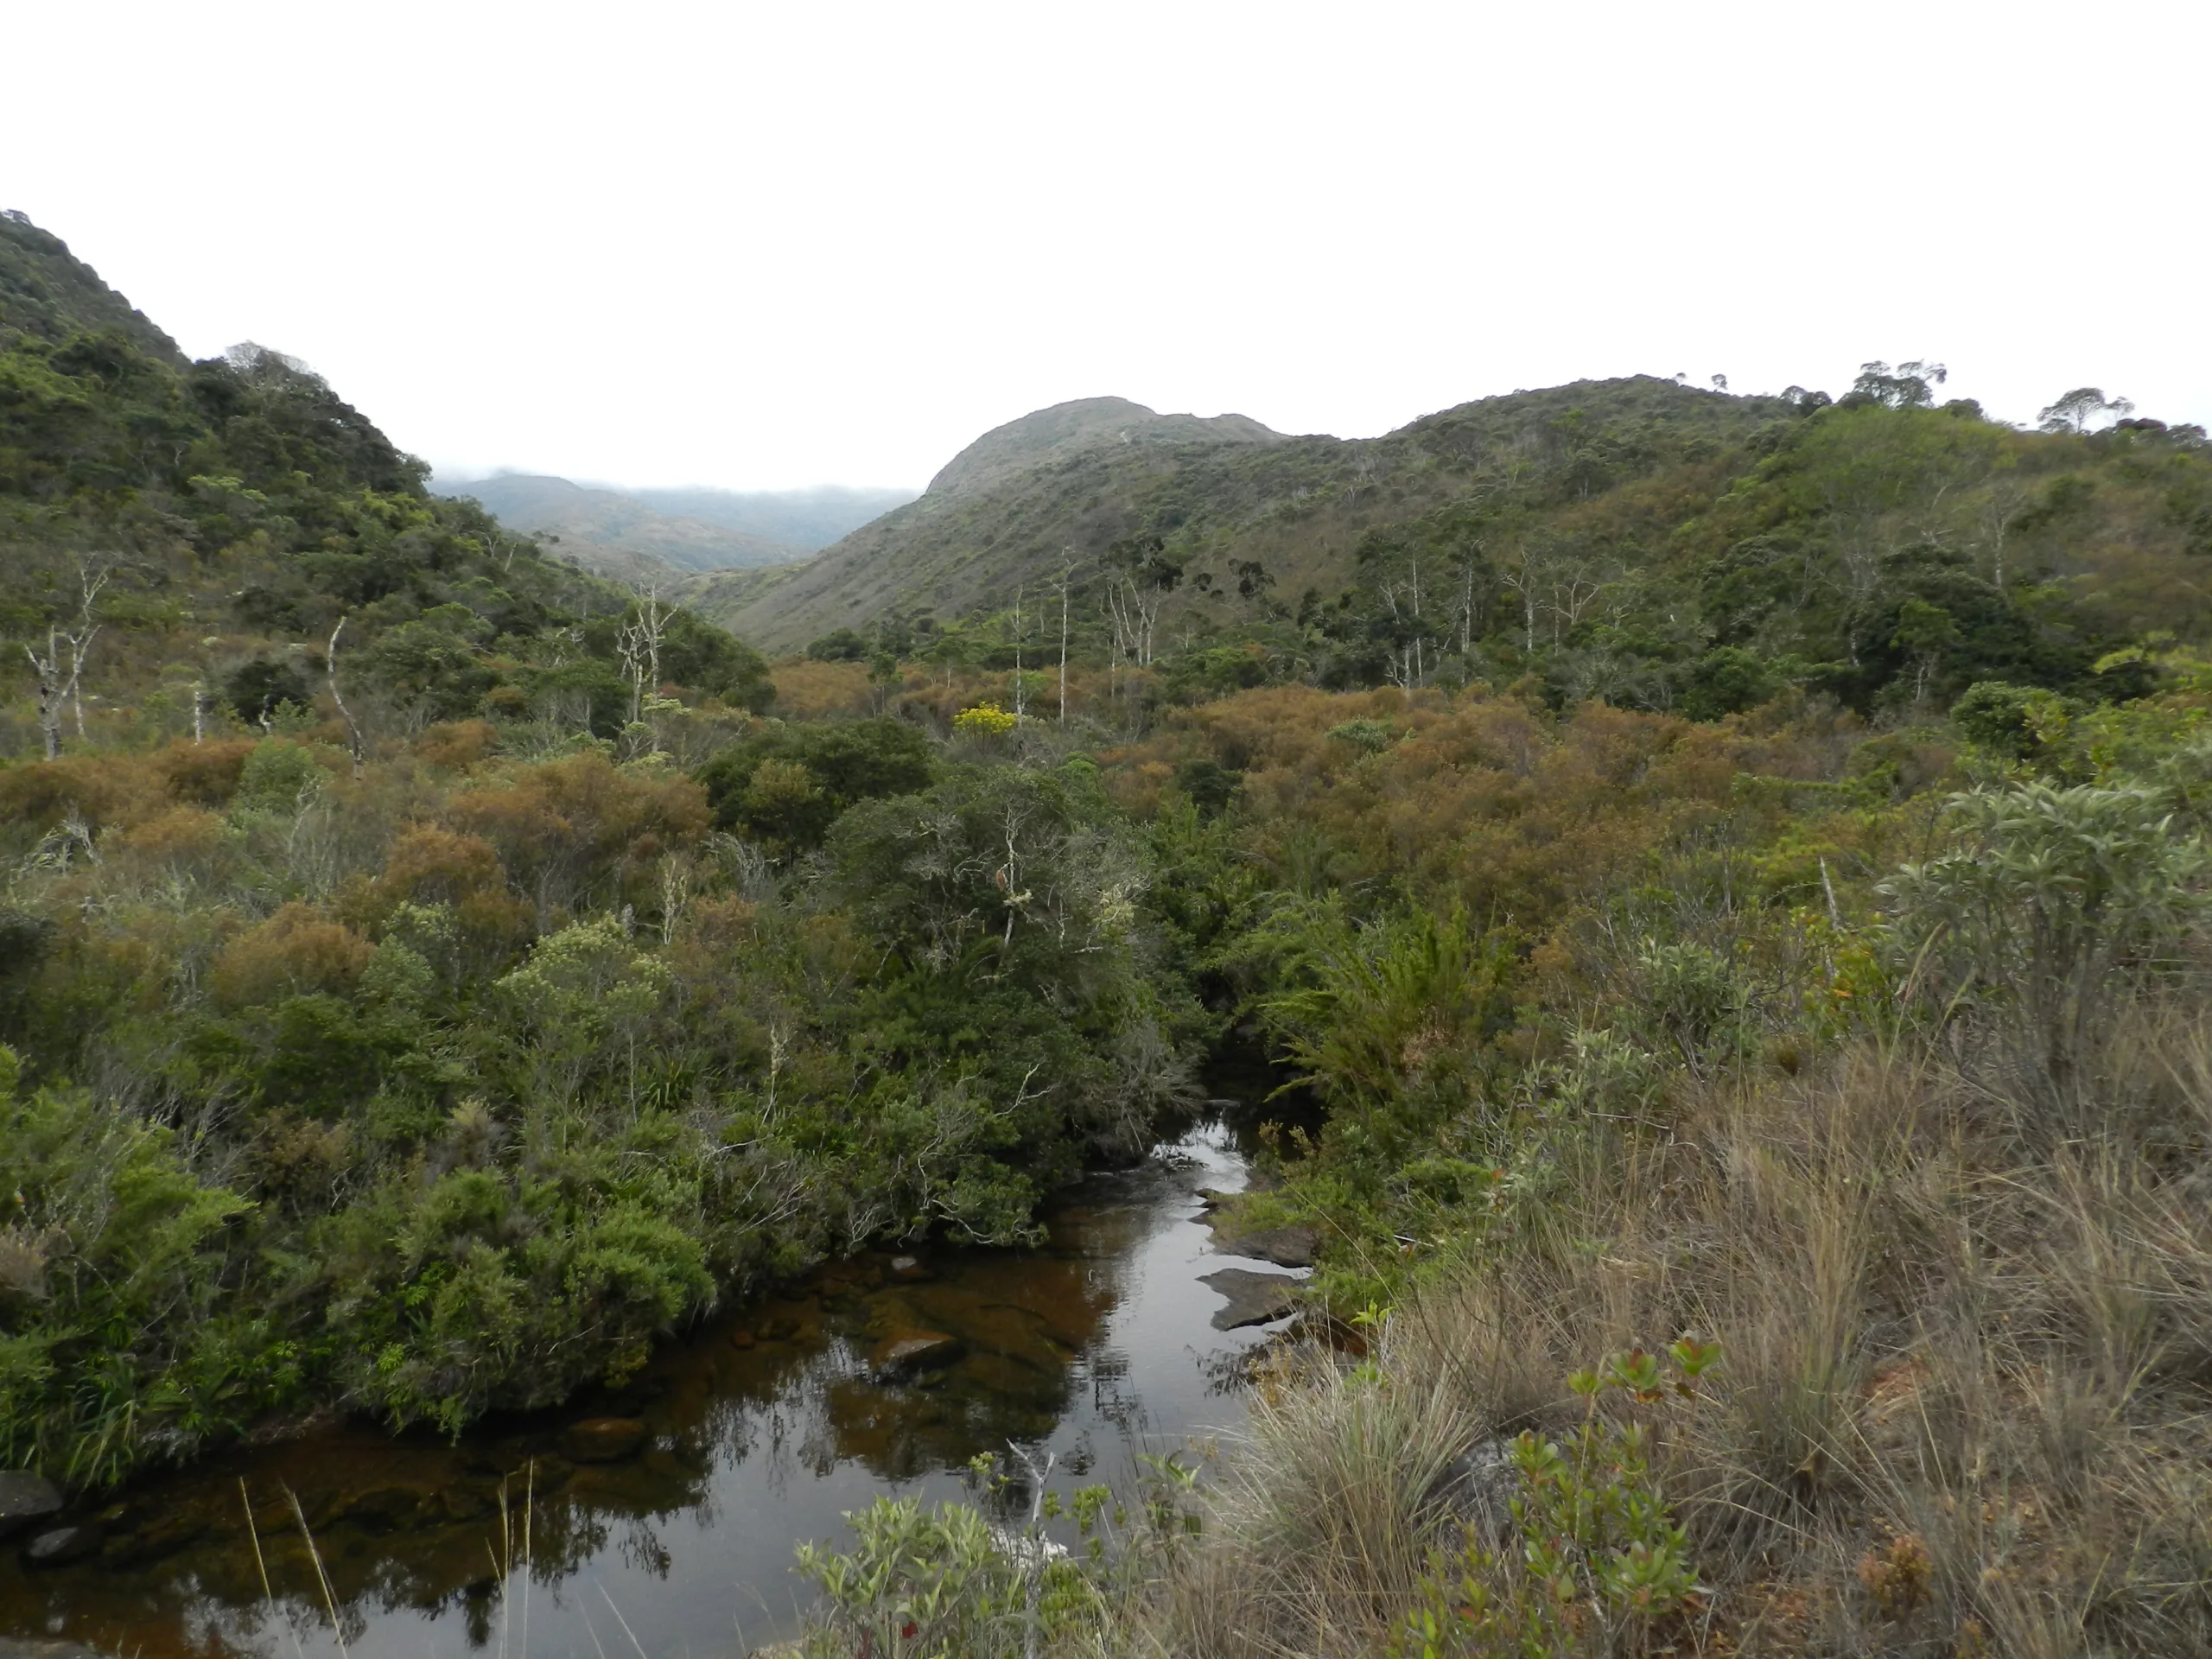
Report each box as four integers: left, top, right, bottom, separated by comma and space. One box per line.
0, 1120, 1299, 1657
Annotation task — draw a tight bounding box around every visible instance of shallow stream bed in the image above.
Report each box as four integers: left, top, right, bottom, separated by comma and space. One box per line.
0, 1122, 1298, 1658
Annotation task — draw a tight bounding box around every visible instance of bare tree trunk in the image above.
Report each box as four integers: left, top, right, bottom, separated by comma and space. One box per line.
327, 616, 365, 777
25, 634, 62, 760
1058, 555, 1071, 721
616, 589, 668, 725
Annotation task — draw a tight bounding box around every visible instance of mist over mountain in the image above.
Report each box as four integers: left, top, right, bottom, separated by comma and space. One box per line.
624, 483, 917, 550
429, 472, 915, 588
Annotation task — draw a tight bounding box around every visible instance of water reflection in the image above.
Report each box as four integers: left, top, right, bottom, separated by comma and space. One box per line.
0, 1123, 1292, 1658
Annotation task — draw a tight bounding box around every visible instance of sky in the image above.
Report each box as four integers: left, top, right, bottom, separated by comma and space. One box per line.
6, 0, 2207, 492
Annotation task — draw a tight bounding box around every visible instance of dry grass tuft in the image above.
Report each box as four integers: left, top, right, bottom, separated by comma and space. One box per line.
1137, 999, 2212, 1656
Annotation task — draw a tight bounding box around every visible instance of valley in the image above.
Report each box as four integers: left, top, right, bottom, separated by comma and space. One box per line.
3, 207, 2210, 1658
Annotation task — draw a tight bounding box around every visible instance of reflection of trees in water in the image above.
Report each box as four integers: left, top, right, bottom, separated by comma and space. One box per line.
118, 1143, 1242, 1658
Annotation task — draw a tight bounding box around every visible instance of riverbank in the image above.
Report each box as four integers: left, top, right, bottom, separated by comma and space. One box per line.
0, 1123, 1300, 1658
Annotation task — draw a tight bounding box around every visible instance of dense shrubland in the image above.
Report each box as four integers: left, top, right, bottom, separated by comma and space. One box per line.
10, 213, 2212, 1651
783, 658, 2212, 1657
0, 725, 1210, 1484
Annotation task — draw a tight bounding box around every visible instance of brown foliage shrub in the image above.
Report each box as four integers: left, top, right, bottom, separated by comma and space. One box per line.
1858, 1532, 1933, 1618
156, 738, 257, 807
415, 720, 500, 772
377, 826, 505, 909
446, 750, 708, 918
769, 659, 870, 718
113, 806, 233, 888
210, 902, 374, 1009
0, 754, 149, 837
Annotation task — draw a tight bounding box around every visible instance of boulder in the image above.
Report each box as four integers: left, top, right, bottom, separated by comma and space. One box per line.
0, 1471, 63, 1540
1425, 1439, 1518, 1541
887, 1255, 932, 1283
1207, 1216, 1319, 1268
1198, 1267, 1301, 1330
559, 1418, 647, 1464
22, 1523, 102, 1567
870, 1331, 966, 1383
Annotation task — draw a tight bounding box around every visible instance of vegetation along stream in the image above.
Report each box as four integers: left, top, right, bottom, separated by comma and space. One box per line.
0, 1119, 1300, 1656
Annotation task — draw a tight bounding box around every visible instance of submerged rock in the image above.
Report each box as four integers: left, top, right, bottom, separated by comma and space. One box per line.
0, 1471, 63, 1540
887, 1255, 932, 1283
559, 1418, 647, 1463
1198, 1268, 1302, 1330
22, 1523, 102, 1567
343, 1484, 429, 1533
870, 1331, 966, 1382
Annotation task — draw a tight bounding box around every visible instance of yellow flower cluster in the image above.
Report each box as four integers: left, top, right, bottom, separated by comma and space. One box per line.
953, 702, 1018, 736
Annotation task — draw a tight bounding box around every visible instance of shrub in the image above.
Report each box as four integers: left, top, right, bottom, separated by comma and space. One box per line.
209, 903, 374, 1009
0, 1046, 284, 1486
1881, 782, 2212, 1085
1392, 1340, 1719, 1659
953, 701, 1018, 738
794, 1492, 1109, 1659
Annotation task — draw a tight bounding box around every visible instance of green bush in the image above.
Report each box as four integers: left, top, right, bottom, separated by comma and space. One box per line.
1392, 1340, 1719, 1659
0, 1046, 293, 1485
1881, 782, 2212, 1082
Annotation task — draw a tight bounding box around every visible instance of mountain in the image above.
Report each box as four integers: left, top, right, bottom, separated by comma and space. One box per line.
691, 375, 2212, 723
0, 210, 774, 757
0, 212, 186, 365
689, 382, 1783, 654
432, 474, 918, 590
433, 472, 805, 585
625, 484, 916, 550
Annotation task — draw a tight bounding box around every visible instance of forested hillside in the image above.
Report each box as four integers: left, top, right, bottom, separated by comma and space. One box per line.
7, 207, 2212, 1657
701, 372, 2212, 721
0, 222, 1198, 1489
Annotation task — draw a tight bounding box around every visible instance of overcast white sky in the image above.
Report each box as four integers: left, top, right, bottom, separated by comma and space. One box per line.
7, 1, 2206, 491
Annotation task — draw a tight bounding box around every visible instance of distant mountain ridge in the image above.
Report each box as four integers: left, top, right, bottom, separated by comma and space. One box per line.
688, 381, 1794, 653
924, 397, 1289, 497
433, 473, 915, 588
689, 397, 1309, 649
623, 483, 917, 550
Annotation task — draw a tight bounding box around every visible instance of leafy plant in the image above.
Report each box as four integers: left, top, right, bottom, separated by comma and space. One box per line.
792, 1489, 1107, 1659
1391, 1338, 1719, 1659
1881, 782, 2212, 1083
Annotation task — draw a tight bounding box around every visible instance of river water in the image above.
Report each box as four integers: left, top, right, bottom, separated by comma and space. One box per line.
0, 1122, 1296, 1657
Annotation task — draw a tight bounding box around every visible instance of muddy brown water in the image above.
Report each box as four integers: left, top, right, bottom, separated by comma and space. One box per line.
0, 1122, 1298, 1657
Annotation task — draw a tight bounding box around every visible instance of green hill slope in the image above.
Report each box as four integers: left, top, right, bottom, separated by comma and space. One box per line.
693, 380, 1797, 653
0, 213, 184, 365
696, 374, 2212, 721
0, 213, 771, 763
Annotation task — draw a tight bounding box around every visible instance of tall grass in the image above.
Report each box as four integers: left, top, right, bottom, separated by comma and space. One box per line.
1131, 999, 2212, 1656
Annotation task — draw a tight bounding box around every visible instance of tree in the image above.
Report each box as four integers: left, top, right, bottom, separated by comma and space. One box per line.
617, 588, 670, 723
1848, 360, 1948, 410
2037, 387, 2135, 436
1102, 535, 1183, 668
20, 559, 108, 760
